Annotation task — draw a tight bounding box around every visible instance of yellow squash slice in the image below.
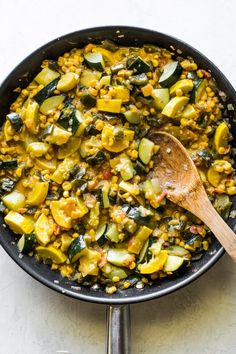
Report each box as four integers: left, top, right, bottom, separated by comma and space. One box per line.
36, 245, 66, 264
4, 211, 34, 234
27, 182, 49, 206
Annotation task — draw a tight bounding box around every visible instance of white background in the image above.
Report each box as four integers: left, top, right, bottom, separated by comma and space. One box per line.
0, 1, 236, 353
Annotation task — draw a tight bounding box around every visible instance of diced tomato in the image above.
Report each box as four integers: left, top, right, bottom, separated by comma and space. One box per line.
102, 168, 113, 180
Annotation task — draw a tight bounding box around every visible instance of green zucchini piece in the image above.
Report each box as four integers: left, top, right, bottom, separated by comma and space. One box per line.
105, 223, 119, 243
68, 236, 87, 263
84, 52, 105, 71
39, 124, 54, 140
39, 95, 65, 115
167, 246, 191, 258
0, 178, 15, 192
57, 137, 81, 159
124, 110, 141, 124
107, 249, 134, 267
101, 40, 118, 52
164, 255, 184, 272
134, 160, 148, 175
95, 223, 108, 246
34, 68, 60, 86
125, 206, 151, 226
190, 79, 205, 103
130, 73, 148, 86
79, 70, 102, 87
138, 138, 154, 165
138, 238, 149, 262
159, 61, 182, 88
17, 233, 36, 254
152, 88, 170, 110
2, 190, 25, 211
86, 151, 106, 165
79, 136, 101, 158
6, 112, 23, 132
111, 63, 125, 74
0, 159, 18, 169
128, 226, 153, 255
102, 263, 128, 280
84, 125, 100, 136
34, 78, 59, 104
57, 102, 82, 135
127, 56, 151, 74
80, 92, 97, 108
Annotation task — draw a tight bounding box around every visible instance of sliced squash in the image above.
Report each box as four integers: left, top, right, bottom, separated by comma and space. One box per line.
164, 255, 184, 272
4, 211, 34, 234
79, 249, 101, 277
35, 213, 53, 246
97, 99, 122, 113
45, 125, 72, 145
180, 104, 197, 119
35, 157, 57, 172
27, 182, 49, 206
138, 250, 168, 274
34, 68, 60, 86
113, 86, 130, 102
162, 96, 189, 118
2, 190, 25, 211
51, 158, 75, 184
40, 95, 65, 115
36, 245, 66, 264
57, 137, 81, 159
27, 142, 49, 157
24, 100, 39, 134
214, 122, 229, 153
3, 120, 14, 141
57, 73, 78, 92
207, 166, 221, 187
50, 200, 72, 228
170, 79, 194, 96
128, 226, 153, 255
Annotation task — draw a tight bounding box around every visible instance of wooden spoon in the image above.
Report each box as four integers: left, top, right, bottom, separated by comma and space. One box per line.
148, 130, 236, 262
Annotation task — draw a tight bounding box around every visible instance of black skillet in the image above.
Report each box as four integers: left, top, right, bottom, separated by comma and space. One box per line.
0, 26, 236, 353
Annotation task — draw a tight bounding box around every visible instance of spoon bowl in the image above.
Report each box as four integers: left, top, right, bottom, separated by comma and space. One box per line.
148, 130, 236, 262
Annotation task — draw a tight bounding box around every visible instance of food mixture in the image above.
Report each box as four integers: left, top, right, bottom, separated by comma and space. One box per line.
0, 40, 235, 294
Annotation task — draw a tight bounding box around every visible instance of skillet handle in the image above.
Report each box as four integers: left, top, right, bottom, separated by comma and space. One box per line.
106, 304, 131, 354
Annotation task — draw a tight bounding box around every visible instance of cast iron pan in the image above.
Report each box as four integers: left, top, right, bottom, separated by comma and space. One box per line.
0, 26, 236, 353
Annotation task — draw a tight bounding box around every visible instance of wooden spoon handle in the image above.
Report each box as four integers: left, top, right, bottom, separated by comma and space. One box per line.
197, 198, 236, 262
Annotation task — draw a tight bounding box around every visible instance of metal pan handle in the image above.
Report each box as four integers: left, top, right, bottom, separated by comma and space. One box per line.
106, 304, 131, 354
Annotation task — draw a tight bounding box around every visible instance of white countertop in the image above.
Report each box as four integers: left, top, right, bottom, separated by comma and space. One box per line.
1, 1, 236, 353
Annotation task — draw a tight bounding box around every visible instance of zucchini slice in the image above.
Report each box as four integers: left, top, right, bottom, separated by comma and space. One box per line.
34, 78, 59, 104
79, 70, 102, 87
34, 68, 60, 86
68, 236, 87, 263
159, 61, 182, 87
6, 112, 23, 132
80, 92, 97, 108
161, 96, 189, 118
79, 249, 101, 277
107, 249, 135, 267
138, 138, 155, 165
0, 159, 18, 170
27, 182, 49, 206
2, 190, 25, 211
86, 151, 106, 165
95, 223, 108, 246
128, 226, 153, 255
57, 137, 81, 159
105, 223, 119, 243
124, 110, 141, 124
130, 73, 148, 86
39, 95, 65, 115
57, 102, 83, 135
24, 100, 39, 134
4, 211, 34, 234
167, 246, 191, 258
84, 52, 105, 71
45, 125, 72, 145
139, 249, 168, 274
50, 200, 72, 228
127, 56, 151, 74
102, 181, 110, 208
152, 88, 170, 110
57, 73, 78, 92
102, 263, 128, 280
97, 99, 122, 113
207, 165, 221, 187
190, 79, 205, 103
27, 142, 49, 157
181, 104, 197, 119
17, 233, 36, 254
170, 79, 194, 96
164, 255, 184, 272
36, 245, 67, 264
35, 213, 52, 246
214, 122, 229, 153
